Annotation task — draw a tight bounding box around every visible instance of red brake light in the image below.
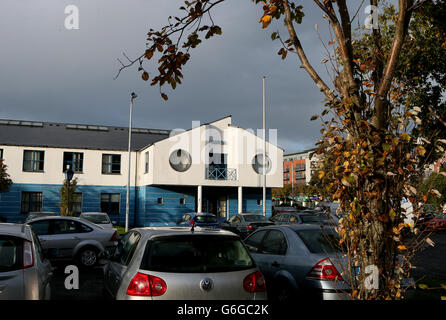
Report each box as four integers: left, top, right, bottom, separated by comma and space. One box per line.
307, 258, 342, 281
23, 240, 34, 269
126, 273, 167, 296
110, 231, 119, 241
246, 224, 254, 231
243, 271, 266, 293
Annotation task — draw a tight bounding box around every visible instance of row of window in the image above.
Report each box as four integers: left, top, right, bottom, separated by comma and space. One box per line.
19, 191, 186, 214
2, 149, 150, 175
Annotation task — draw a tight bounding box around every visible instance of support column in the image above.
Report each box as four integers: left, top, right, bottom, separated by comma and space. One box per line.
238, 186, 243, 214
197, 185, 202, 213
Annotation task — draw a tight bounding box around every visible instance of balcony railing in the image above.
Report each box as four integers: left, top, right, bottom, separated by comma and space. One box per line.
206, 167, 237, 180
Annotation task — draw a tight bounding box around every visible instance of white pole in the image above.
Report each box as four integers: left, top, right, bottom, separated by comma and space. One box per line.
262, 76, 266, 217
197, 185, 202, 213
238, 186, 243, 214
125, 92, 137, 232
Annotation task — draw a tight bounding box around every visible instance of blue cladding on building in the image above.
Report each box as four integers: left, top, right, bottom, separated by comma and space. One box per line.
0, 183, 272, 226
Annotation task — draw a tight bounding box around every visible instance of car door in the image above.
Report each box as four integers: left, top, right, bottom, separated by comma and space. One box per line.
45, 219, 83, 259
106, 231, 141, 298
247, 229, 288, 283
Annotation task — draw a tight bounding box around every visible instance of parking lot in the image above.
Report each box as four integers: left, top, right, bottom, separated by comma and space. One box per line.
47, 231, 446, 300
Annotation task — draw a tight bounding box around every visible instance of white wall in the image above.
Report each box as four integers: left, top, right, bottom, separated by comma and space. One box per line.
0, 145, 137, 186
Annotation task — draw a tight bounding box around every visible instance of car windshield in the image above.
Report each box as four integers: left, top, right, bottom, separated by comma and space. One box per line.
0, 236, 22, 272
243, 215, 269, 222
141, 235, 254, 273
82, 214, 110, 224
194, 215, 217, 223
296, 229, 343, 254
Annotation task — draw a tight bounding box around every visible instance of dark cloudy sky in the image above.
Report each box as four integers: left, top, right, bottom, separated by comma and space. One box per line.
0, 0, 371, 153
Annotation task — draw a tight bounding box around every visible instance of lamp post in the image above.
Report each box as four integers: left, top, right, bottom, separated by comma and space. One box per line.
125, 92, 137, 232
65, 165, 74, 216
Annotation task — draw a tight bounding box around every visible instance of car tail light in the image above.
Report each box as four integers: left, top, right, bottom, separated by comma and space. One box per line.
243, 271, 266, 293
246, 224, 254, 231
110, 231, 119, 241
307, 258, 342, 280
23, 240, 34, 269
126, 273, 167, 296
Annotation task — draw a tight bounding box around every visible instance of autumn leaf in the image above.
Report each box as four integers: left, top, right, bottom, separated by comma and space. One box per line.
418, 284, 428, 290
141, 72, 149, 81
260, 15, 272, 29
161, 93, 168, 101
416, 145, 426, 156
318, 170, 325, 179
397, 245, 407, 251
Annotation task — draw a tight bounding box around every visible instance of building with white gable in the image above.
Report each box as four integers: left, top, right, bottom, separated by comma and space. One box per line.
0, 116, 283, 226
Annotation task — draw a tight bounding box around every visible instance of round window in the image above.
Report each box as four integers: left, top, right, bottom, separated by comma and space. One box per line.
252, 154, 271, 174
169, 149, 192, 172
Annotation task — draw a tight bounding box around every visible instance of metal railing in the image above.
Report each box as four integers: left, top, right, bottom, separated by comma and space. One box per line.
206, 167, 237, 180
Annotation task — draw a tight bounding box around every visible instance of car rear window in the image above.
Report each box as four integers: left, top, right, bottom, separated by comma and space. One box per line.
194, 215, 217, 223
0, 236, 23, 272
295, 229, 342, 254
83, 214, 110, 224
141, 235, 254, 273
300, 215, 329, 223
243, 215, 269, 222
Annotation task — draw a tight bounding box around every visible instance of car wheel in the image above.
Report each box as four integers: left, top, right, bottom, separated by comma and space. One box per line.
78, 247, 98, 268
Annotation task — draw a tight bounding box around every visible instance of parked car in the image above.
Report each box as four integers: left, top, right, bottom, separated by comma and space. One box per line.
79, 212, 115, 229
422, 213, 446, 231
176, 212, 221, 229
272, 206, 297, 217
0, 223, 52, 300
102, 227, 267, 300
24, 211, 58, 223
270, 211, 334, 226
26, 216, 119, 268
243, 224, 351, 300
222, 213, 274, 239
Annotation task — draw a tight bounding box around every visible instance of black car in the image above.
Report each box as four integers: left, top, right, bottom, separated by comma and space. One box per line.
270, 211, 334, 225
222, 213, 274, 239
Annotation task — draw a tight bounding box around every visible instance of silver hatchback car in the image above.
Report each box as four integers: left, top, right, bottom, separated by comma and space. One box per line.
27, 216, 119, 268
103, 227, 267, 300
0, 223, 52, 300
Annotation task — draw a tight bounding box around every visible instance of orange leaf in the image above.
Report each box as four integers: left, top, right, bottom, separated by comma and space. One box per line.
141, 72, 149, 81
261, 15, 272, 29
397, 245, 407, 251
161, 93, 168, 101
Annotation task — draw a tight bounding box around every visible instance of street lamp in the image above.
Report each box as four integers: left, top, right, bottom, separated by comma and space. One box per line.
65, 165, 74, 216
125, 92, 137, 232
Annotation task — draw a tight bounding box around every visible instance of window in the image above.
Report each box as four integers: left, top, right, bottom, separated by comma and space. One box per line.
262, 230, 287, 255
141, 235, 254, 273
28, 220, 51, 236
244, 230, 268, 253
63, 152, 84, 173
144, 151, 149, 173
21, 192, 42, 213
180, 198, 186, 205
257, 200, 263, 206
23, 150, 44, 172
52, 220, 78, 234
101, 193, 121, 215
0, 149, 3, 160
157, 198, 163, 205
296, 229, 341, 254
102, 154, 121, 174
119, 232, 141, 265
0, 236, 22, 272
